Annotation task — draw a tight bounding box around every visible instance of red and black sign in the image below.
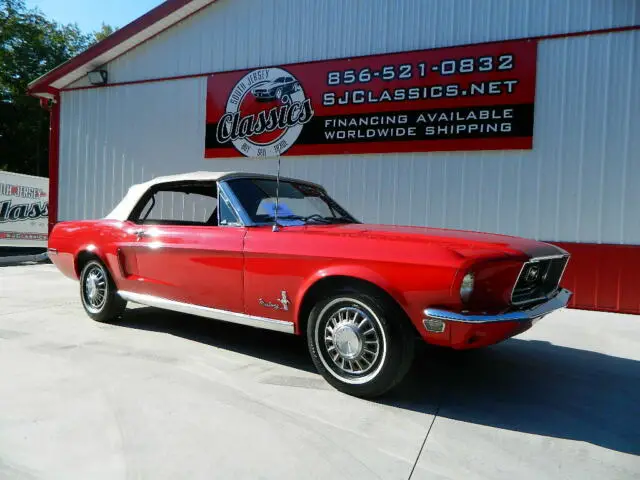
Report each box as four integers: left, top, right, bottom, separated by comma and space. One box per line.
205, 39, 537, 158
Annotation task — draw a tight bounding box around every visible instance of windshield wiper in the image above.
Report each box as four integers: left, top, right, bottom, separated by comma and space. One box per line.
322, 217, 353, 224
274, 214, 346, 225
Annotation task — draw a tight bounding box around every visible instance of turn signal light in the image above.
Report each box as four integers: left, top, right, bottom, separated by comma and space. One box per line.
423, 317, 446, 333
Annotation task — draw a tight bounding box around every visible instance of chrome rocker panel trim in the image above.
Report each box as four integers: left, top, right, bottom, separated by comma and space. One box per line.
424, 288, 572, 324
118, 291, 295, 334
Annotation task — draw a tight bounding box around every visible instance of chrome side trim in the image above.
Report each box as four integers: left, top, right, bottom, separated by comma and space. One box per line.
424, 288, 572, 324
526, 254, 567, 262
557, 253, 571, 285
118, 291, 295, 334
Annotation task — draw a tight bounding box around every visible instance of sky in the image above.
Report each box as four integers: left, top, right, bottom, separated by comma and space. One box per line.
27, 0, 165, 33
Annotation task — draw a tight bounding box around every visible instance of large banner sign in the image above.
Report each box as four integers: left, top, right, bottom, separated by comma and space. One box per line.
0, 171, 48, 248
205, 39, 537, 158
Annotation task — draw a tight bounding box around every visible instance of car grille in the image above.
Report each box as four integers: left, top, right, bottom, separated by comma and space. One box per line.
511, 256, 569, 305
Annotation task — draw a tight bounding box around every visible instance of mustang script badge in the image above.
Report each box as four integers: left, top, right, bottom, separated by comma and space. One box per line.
215, 67, 314, 157
259, 291, 290, 311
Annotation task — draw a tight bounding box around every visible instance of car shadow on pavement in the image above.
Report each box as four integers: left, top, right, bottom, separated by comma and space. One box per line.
389, 340, 640, 456
118, 307, 640, 456
119, 306, 315, 372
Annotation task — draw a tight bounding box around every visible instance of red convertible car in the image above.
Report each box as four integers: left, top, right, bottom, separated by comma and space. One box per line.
48, 172, 571, 397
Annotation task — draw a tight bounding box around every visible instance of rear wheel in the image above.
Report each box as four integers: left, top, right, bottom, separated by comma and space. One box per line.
307, 290, 415, 398
79, 259, 126, 323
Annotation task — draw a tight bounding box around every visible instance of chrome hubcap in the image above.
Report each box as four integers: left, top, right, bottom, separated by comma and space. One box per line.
324, 306, 381, 375
83, 265, 107, 311
333, 324, 362, 359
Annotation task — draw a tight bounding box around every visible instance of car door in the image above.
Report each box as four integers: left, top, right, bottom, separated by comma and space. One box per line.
123, 181, 245, 313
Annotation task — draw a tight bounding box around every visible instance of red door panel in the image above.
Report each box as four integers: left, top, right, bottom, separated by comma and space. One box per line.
129, 225, 245, 313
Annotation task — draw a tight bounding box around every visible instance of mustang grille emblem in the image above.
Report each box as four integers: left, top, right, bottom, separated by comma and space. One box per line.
259, 291, 290, 311
525, 265, 540, 283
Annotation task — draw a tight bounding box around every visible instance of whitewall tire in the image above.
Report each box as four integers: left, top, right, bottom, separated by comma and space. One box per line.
79, 259, 126, 323
307, 290, 415, 398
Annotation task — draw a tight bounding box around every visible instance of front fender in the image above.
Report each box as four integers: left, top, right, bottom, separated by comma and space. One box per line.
293, 264, 410, 332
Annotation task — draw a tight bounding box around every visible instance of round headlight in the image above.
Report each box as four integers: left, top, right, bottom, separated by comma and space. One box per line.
460, 272, 474, 303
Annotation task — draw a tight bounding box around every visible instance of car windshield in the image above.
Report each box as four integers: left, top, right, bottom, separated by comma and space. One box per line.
227, 178, 357, 226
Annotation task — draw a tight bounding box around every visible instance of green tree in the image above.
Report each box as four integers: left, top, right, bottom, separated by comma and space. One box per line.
0, 0, 94, 175
93, 22, 117, 43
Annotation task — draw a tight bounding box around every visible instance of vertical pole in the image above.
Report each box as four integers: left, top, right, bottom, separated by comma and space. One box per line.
48, 95, 60, 234
272, 156, 281, 232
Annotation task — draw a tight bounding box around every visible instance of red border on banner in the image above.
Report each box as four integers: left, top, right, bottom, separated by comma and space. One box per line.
204, 39, 537, 158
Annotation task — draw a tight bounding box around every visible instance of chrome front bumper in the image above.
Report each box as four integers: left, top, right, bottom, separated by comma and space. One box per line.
424, 288, 572, 324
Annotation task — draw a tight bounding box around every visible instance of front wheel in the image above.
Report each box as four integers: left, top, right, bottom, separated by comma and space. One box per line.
80, 259, 126, 323
307, 291, 415, 398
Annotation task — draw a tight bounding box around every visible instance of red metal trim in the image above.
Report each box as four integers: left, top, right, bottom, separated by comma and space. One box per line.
48, 95, 61, 233
28, 0, 218, 94
533, 24, 640, 41
551, 242, 640, 315
90, 3, 217, 86
64, 72, 208, 92
61, 24, 640, 94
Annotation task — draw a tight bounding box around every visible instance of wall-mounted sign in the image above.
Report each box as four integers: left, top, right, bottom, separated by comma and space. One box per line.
205, 39, 537, 158
0, 171, 48, 248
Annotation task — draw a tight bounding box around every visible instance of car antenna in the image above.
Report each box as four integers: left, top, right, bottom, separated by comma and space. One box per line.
272, 155, 281, 232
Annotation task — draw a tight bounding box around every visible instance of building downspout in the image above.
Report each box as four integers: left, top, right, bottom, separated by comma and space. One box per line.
39, 92, 60, 233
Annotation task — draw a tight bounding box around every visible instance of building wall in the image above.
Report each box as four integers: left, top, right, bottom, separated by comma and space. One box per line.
59, 30, 640, 243
57, 0, 640, 312
68, 0, 639, 88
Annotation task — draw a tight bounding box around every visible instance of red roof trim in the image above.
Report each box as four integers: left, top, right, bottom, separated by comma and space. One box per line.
60, 24, 640, 94
28, 0, 215, 94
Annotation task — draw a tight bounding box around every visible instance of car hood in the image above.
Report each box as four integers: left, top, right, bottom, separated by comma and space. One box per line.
297, 223, 564, 259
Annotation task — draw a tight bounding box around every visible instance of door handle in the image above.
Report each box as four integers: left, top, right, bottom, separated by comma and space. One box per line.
134, 229, 147, 239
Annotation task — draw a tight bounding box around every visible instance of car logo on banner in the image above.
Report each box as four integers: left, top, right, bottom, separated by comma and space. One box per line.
214, 68, 314, 157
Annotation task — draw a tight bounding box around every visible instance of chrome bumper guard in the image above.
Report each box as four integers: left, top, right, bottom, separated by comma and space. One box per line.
424, 288, 572, 324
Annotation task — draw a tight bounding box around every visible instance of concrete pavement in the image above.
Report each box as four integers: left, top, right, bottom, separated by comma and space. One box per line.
0, 264, 638, 479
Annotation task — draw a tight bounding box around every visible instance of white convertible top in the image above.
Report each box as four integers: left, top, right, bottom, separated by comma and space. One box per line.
104, 171, 323, 221
105, 171, 238, 221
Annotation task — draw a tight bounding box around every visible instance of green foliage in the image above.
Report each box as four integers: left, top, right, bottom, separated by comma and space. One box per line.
0, 0, 116, 176
94, 22, 117, 43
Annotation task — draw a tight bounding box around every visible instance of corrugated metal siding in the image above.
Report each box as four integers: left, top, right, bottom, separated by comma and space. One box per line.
76, 0, 639, 87
59, 30, 640, 246
555, 242, 640, 314
59, 77, 208, 221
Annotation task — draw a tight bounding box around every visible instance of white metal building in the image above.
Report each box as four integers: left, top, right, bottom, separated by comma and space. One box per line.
29, 0, 640, 313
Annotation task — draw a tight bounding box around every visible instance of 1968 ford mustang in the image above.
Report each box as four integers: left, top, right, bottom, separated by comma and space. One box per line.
48, 172, 571, 397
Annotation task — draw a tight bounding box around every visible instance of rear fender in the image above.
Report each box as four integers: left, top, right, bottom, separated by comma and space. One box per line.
73, 244, 108, 278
